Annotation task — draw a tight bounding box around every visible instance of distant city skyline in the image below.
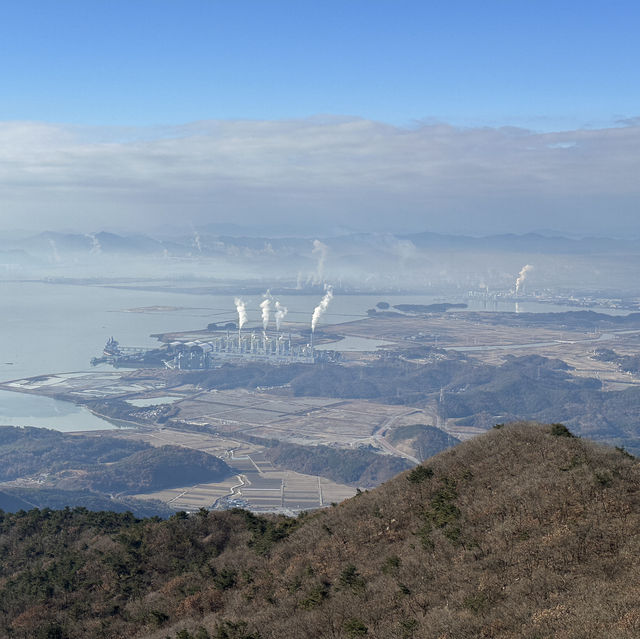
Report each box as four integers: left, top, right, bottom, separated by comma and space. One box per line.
1, 1, 638, 236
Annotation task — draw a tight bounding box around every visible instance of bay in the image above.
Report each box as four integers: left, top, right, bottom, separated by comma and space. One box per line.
0, 389, 116, 432
0, 279, 627, 431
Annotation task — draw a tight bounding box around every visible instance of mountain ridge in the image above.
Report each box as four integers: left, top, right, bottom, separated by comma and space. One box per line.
5, 229, 640, 257
0, 422, 638, 638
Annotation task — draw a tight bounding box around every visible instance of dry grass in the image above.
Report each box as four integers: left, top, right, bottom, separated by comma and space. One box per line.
195, 422, 640, 639
2, 422, 639, 639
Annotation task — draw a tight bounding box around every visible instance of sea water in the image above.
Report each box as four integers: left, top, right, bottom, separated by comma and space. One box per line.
0, 389, 118, 432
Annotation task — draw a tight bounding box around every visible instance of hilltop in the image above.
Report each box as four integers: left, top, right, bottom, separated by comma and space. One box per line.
0, 423, 638, 638
0, 427, 233, 517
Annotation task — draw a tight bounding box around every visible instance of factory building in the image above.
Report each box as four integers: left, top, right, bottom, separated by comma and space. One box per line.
164, 331, 316, 369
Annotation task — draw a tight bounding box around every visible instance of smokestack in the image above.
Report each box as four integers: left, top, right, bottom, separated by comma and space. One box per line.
274, 300, 288, 331
234, 297, 247, 329
311, 285, 333, 333
515, 264, 534, 295
234, 297, 247, 348
260, 292, 272, 332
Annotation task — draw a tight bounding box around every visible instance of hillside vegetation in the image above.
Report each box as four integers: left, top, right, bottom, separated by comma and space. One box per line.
0, 426, 149, 481
76, 446, 233, 493
178, 352, 640, 452
0, 427, 233, 515
388, 423, 460, 461
0, 423, 638, 639
262, 441, 411, 487
0, 486, 174, 518
0, 490, 33, 512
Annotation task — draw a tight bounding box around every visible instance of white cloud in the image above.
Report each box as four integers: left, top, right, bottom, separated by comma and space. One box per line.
0, 117, 638, 235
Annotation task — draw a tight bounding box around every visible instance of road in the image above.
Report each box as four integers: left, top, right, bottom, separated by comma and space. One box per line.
372, 409, 421, 465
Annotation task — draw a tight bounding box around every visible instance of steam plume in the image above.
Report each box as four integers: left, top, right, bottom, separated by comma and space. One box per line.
515, 264, 534, 294
275, 300, 288, 330
234, 297, 247, 330
260, 292, 272, 331
311, 286, 333, 332
193, 231, 202, 252
312, 239, 328, 285
48, 239, 61, 263
85, 233, 102, 254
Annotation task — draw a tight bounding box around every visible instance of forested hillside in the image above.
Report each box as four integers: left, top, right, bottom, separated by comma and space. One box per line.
0, 426, 149, 481
0, 427, 233, 517
177, 352, 640, 452
1, 423, 638, 639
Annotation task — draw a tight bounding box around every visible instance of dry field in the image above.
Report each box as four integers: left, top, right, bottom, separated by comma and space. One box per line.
1, 370, 171, 399
332, 313, 610, 348
4, 311, 640, 513
175, 389, 420, 446
119, 428, 357, 513
332, 315, 640, 390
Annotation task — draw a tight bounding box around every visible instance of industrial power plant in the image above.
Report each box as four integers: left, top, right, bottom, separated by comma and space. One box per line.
92, 288, 336, 370
163, 331, 316, 369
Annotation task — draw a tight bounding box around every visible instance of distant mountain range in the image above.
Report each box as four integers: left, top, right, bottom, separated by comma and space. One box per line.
2, 229, 639, 258
402, 231, 640, 254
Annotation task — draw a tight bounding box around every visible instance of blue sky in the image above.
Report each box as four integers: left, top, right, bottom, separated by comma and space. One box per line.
0, 1, 638, 236
2, 0, 638, 129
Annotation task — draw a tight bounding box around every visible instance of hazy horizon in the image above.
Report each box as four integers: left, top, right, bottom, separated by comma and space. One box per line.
1, 1, 639, 238
0, 117, 638, 238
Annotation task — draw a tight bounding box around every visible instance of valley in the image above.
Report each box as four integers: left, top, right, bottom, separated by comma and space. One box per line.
3, 306, 640, 516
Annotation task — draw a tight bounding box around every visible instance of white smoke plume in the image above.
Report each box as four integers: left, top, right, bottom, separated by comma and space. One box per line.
515, 264, 534, 294
193, 231, 202, 252
48, 239, 61, 263
312, 239, 328, 285
234, 297, 247, 330
85, 233, 102, 254
260, 292, 272, 331
275, 300, 288, 331
311, 285, 333, 332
